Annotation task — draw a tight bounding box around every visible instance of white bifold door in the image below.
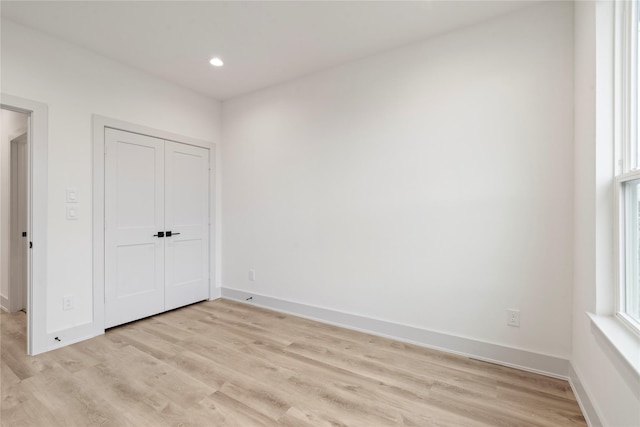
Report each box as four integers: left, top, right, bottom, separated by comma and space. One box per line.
105, 128, 209, 328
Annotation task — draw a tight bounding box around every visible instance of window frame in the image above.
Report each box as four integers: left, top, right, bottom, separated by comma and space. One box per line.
615, 0, 640, 335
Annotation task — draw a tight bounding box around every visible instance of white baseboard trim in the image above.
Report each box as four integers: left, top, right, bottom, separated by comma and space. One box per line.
46, 322, 103, 353
209, 286, 222, 300
568, 363, 603, 427
221, 288, 570, 379
0, 295, 9, 312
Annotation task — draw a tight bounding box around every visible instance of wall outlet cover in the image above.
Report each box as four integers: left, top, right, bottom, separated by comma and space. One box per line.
63, 296, 73, 311
507, 309, 520, 327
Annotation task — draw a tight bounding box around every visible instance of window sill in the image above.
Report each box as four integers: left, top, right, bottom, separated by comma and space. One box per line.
587, 312, 640, 377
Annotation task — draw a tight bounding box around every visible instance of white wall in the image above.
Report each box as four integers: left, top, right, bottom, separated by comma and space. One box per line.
0, 108, 28, 308
572, 2, 640, 426
222, 2, 574, 359
0, 19, 221, 333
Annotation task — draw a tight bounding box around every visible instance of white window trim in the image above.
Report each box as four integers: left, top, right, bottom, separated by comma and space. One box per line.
588, 312, 640, 377
615, 0, 640, 337
614, 174, 640, 335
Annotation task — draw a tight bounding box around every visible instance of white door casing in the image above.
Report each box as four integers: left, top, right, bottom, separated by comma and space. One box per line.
105, 129, 210, 328
2, 95, 49, 355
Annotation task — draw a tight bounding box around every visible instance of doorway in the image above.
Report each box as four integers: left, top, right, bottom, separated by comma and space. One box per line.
1, 109, 28, 314
1, 94, 48, 356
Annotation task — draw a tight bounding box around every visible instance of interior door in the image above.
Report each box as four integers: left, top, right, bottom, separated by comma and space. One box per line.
10, 133, 28, 312
105, 129, 165, 328
164, 141, 209, 310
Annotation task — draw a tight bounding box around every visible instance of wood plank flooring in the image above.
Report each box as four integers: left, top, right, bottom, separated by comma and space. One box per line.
1, 299, 586, 426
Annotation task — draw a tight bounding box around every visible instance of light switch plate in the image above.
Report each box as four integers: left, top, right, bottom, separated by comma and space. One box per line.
66, 205, 78, 220
66, 188, 78, 203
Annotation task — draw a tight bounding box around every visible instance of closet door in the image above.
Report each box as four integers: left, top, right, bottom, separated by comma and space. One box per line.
164, 141, 209, 310
105, 129, 165, 328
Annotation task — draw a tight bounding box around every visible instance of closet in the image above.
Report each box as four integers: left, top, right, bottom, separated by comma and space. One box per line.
104, 128, 210, 328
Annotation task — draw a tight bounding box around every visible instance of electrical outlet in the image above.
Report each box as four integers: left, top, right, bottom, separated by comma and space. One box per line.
248, 269, 256, 282
507, 309, 520, 327
63, 295, 73, 311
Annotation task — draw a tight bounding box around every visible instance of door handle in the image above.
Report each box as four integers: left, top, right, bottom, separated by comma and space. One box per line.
153, 231, 165, 238
166, 231, 181, 237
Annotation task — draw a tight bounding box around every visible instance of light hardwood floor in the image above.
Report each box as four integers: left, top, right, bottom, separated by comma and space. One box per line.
1, 299, 586, 426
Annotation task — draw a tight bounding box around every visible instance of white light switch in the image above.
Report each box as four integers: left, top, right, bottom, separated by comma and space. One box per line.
66, 188, 77, 203
66, 205, 78, 220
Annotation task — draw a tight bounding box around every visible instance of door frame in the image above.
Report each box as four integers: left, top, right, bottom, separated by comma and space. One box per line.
1, 94, 49, 355
92, 115, 217, 330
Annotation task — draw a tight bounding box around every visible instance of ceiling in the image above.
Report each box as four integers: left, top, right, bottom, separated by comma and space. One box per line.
1, 1, 539, 100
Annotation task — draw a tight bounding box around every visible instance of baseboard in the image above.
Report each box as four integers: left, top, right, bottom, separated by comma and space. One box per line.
46, 322, 103, 353
0, 295, 9, 312
568, 363, 604, 427
221, 288, 570, 379
209, 286, 222, 300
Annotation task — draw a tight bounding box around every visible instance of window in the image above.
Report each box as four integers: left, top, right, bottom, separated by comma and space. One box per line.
616, 0, 640, 333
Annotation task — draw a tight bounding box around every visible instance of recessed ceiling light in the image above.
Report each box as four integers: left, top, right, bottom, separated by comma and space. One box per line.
209, 57, 224, 67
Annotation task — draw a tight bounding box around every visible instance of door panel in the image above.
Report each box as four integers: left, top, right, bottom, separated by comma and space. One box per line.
164, 141, 209, 310
116, 243, 158, 297
115, 142, 159, 228
105, 129, 165, 328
